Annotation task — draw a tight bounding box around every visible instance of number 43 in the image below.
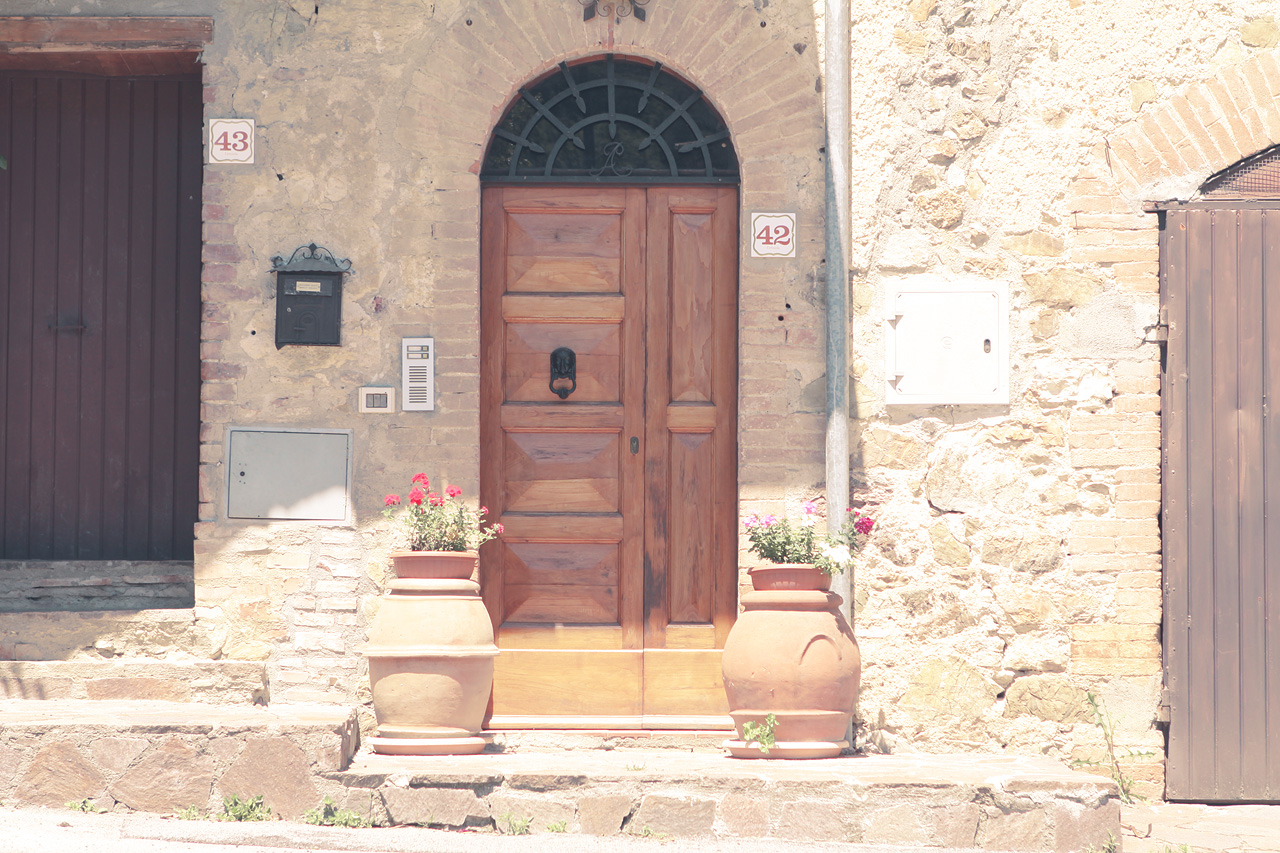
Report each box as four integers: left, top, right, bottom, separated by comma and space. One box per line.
214, 130, 250, 152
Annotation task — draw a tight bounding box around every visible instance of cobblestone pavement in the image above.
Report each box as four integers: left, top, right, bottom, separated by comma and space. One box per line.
1122, 803, 1280, 853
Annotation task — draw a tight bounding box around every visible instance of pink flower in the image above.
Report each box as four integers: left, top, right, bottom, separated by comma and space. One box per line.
493, 523, 505, 534
743, 513, 759, 530
445, 485, 462, 498
384, 494, 401, 507
411, 473, 430, 487
408, 488, 424, 506
855, 516, 875, 535
803, 501, 818, 515
428, 492, 445, 507
480, 506, 489, 516
763, 514, 778, 526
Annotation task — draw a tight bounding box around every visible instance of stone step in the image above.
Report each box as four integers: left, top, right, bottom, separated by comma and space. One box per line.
0, 659, 267, 704
320, 749, 1121, 849
0, 700, 359, 820
485, 729, 730, 753
0, 608, 219, 660
0, 561, 193, 612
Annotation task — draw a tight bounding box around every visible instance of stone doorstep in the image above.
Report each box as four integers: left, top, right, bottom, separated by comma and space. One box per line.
324, 750, 1121, 850
485, 729, 731, 753
0, 660, 267, 704
0, 700, 360, 820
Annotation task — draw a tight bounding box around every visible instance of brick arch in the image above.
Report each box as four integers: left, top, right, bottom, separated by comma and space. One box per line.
394, 14, 823, 184
1071, 50, 1280, 210
1064, 50, 1280, 281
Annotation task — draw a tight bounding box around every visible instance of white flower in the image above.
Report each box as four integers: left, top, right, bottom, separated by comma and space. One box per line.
820, 543, 852, 565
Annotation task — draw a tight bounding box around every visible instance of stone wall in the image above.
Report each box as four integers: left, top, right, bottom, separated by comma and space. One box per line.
844, 0, 1280, 794
12, 0, 1280, 793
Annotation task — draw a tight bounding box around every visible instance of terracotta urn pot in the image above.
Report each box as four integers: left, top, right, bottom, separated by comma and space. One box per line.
720, 563, 860, 759
363, 550, 499, 755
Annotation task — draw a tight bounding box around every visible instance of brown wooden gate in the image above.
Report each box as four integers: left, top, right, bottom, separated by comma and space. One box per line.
479, 184, 738, 727
1162, 203, 1280, 801
0, 72, 202, 561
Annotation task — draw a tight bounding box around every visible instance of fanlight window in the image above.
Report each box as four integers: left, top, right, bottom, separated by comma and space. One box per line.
482, 55, 739, 183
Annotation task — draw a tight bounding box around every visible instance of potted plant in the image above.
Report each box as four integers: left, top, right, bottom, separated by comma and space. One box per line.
362, 474, 503, 755
721, 502, 875, 759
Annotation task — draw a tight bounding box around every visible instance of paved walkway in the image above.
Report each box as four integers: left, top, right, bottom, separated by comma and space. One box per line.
0, 801, 1278, 852
1123, 803, 1280, 853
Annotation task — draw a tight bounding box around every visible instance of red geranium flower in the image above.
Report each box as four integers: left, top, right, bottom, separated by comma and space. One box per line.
411, 473, 430, 487
428, 492, 445, 507
384, 494, 401, 507
408, 488, 425, 506
445, 485, 462, 498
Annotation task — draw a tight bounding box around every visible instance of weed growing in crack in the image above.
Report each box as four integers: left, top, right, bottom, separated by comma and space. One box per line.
1071, 692, 1154, 805
215, 794, 273, 822
498, 812, 532, 835
303, 796, 370, 828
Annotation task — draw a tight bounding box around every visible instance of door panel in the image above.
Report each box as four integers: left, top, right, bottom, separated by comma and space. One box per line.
481, 185, 736, 726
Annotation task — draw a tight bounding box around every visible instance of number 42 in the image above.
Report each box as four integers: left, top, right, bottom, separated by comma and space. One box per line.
755, 223, 791, 246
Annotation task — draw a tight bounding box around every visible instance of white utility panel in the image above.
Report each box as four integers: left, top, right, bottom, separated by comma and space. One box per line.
884, 278, 1008, 406
401, 337, 435, 411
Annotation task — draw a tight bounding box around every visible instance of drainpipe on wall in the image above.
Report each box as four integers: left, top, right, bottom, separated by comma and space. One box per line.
825, 0, 852, 616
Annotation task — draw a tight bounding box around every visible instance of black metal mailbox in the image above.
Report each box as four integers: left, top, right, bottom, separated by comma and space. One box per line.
271, 243, 351, 349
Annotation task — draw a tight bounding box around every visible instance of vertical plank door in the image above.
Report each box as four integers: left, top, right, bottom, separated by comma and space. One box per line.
1163, 205, 1280, 801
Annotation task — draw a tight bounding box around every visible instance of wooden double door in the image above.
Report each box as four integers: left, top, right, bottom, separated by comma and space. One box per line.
480, 185, 737, 727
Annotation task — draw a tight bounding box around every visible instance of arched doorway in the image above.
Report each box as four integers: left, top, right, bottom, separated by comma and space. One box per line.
479, 56, 739, 728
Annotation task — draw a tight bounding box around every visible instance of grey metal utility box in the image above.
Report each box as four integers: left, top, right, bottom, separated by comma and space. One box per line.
226, 428, 353, 521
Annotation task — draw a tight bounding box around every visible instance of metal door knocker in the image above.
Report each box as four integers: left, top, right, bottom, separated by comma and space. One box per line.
549, 347, 577, 399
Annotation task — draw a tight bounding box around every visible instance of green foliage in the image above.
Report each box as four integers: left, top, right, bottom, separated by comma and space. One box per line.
66, 798, 104, 813
215, 794, 273, 822
624, 763, 646, 771
498, 812, 532, 835
545, 820, 568, 833
743, 506, 875, 574
741, 712, 778, 755
1071, 692, 1154, 805
303, 797, 370, 828
175, 805, 203, 820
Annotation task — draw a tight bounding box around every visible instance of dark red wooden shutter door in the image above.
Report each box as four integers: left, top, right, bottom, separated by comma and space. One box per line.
0, 73, 201, 560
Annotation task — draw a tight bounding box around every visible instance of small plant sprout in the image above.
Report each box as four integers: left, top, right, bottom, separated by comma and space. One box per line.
66, 798, 104, 813
741, 712, 778, 754
303, 796, 370, 828
175, 805, 203, 820
624, 762, 646, 771
216, 794, 273, 822
498, 812, 532, 835
546, 820, 568, 832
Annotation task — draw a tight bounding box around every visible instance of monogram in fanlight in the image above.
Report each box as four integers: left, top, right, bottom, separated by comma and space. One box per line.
579, 0, 651, 22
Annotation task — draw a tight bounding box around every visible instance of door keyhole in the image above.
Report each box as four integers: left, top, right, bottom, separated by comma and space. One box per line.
630, 436, 639, 454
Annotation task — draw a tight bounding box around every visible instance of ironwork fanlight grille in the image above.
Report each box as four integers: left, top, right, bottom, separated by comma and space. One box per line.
481, 55, 739, 183
1202, 143, 1280, 198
